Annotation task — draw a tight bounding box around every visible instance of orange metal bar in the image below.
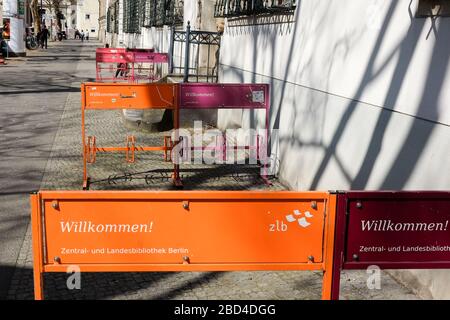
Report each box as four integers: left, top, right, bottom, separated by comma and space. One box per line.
44, 263, 323, 273
86, 136, 96, 163
321, 193, 337, 300
38, 190, 329, 200
31, 193, 44, 300
126, 136, 136, 163
81, 84, 88, 189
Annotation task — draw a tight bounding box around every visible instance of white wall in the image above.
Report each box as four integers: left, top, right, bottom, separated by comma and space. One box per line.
218, 0, 450, 299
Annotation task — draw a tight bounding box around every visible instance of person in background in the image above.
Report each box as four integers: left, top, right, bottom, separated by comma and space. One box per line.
85, 30, 90, 41
81, 30, 85, 42
40, 25, 49, 49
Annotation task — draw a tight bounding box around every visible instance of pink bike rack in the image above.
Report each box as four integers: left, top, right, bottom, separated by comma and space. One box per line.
177, 83, 271, 183
95, 48, 169, 83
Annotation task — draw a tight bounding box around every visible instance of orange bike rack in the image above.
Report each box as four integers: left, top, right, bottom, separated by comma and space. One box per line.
81, 82, 181, 189
31, 190, 337, 300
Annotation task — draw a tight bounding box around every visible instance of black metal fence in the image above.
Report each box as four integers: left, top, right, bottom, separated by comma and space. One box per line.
107, 0, 183, 35
214, 0, 296, 18
123, 0, 142, 33
169, 22, 222, 83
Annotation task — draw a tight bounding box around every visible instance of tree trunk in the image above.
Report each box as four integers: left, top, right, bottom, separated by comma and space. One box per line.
52, 0, 62, 31
30, 0, 41, 33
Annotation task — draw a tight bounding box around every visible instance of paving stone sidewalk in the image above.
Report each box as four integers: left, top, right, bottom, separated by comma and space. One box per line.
7, 42, 420, 300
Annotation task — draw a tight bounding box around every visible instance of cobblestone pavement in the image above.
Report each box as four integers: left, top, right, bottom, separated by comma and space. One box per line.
0, 40, 93, 298
6, 41, 420, 300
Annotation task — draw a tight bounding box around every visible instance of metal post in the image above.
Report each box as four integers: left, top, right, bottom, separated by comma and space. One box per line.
168, 25, 174, 74
183, 21, 191, 83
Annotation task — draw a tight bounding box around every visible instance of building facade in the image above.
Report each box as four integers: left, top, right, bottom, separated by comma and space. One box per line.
74, 0, 99, 38
1, 0, 26, 56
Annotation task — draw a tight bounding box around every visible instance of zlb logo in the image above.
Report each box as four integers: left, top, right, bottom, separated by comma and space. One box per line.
285, 210, 313, 228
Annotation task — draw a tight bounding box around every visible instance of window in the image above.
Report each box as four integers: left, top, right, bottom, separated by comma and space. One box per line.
85, 14, 90, 20
123, 0, 141, 33
91, 29, 96, 33
114, 1, 119, 33
141, 0, 184, 28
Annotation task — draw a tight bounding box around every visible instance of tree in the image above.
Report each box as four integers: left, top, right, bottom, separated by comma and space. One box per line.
44, 0, 64, 31
30, 0, 42, 33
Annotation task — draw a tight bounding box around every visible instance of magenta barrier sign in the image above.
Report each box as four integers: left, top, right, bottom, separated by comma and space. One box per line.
331, 191, 450, 299
345, 193, 450, 265
180, 84, 269, 109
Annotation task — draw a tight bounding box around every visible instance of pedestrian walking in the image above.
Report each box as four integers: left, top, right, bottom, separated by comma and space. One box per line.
40, 25, 49, 49
85, 30, 90, 41
81, 30, 85, 42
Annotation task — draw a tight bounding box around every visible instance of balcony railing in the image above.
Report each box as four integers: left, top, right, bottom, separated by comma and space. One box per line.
143, 0, 183, 28
214, 0, 296, 18
123, 0, 142, 34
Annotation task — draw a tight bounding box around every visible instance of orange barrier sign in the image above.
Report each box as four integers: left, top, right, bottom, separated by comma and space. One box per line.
83, 82, 177, 110
31, 191, 337, 300
81, 83, 180, 189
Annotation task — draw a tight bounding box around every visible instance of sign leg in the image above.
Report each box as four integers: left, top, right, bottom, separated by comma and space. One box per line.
330, 265, 341, 300
31, 193, 44, 300
322, 194, 338, 300
33, 268, 44, 300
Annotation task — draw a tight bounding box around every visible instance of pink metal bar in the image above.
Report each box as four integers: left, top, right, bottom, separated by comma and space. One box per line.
96, 51, 134, 64
132, 52, 169, 63
96, 48, 127, 54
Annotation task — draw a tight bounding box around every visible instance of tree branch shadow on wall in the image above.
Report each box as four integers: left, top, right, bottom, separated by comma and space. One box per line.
220, 1, 449, 191
309, 1, 449, 190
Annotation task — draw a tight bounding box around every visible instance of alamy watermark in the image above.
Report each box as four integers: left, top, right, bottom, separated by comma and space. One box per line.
66, 265, 81, 290
366, 265, 381, 290
169, 121, 279, 175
